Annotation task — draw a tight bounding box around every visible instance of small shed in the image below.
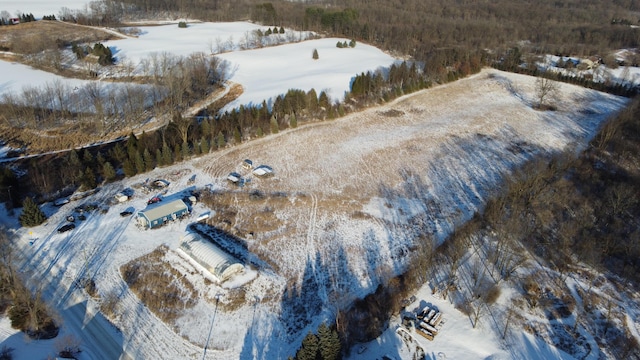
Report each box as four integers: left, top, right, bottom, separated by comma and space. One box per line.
179, 232, 244, 282
252, 165, 273, 177
227, 172, 242, 183
137, 199, 189, 229
242, 159, 253, 169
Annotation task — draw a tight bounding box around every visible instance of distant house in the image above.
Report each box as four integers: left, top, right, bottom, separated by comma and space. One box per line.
178, 232, 245, 282
137, 199, 189, 229
9, 18, 19, 25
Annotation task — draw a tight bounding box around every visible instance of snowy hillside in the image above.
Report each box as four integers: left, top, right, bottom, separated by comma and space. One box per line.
0, 68, 630, 360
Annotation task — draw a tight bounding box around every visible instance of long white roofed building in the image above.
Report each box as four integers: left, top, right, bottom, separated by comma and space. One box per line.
178, 232, 244, 282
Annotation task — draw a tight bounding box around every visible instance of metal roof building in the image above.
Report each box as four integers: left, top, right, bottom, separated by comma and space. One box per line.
179, 232, 244, 282
137, 199, 189, 229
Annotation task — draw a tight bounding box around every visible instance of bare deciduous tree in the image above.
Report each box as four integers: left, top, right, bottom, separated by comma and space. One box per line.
535, 76, 559, 110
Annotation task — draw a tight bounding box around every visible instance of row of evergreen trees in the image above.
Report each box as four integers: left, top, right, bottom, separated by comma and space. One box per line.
0, 13, 35, 26
4, 53, 487, 209
289, 323, 341, 360
72, 42, 115, 65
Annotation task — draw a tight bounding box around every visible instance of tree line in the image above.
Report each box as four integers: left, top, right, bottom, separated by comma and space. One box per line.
1, 49, 487, 206
107, 0, 640, 63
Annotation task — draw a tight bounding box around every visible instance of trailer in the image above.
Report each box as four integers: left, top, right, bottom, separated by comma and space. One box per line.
416, 327, 434, 341
429, 312, 442, 327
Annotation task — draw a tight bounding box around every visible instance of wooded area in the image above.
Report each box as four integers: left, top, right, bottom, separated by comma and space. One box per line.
109, 0, 640, 60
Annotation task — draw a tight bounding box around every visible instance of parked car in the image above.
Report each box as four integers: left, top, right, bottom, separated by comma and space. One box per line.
147, 197, 162, 205
53, 198, 70, 206
57, 224, 75, 233
120, 211, 133, 217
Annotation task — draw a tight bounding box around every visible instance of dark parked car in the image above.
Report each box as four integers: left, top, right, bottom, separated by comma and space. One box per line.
147, 197, 162, 205
120, 211, 133, 217
57, 224, 75, 233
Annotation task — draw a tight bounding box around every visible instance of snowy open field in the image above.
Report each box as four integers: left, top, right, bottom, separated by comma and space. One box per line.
0, 68, 630, 359
0, 21, 393, 115
0, 0, 91, 18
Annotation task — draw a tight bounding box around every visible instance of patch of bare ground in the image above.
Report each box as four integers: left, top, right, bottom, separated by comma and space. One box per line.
0, 121, 132, 153
120, 245, 198, 324
0, 21, 122, 54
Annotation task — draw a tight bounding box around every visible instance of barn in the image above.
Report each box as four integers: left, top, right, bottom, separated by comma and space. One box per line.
178, 232, 245, 282
137, 199, 189, 229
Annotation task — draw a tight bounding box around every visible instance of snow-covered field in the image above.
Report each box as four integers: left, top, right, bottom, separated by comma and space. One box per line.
0, 21, 393, 114
0, 68, 630, 360
0, 0, 90, 18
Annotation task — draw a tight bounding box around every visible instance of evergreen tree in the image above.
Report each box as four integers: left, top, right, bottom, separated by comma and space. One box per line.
233, 128, 242, 143
126, 132, 138, 160
319, 91, 330, 110
82, 167, 96, 189
265, 28, 272, 36
110, 143, 127, 164
174, 144, 183, 162
134, 152, 145, 174
312, 49, 319, 60
201, 119, 211, 139
162, 143, 173, 165
122, 159, 136, 177
270, 116, 279, 134
336, 41, 343, 48
181, 142, 190, 159
68, 150, 82, 174
155, 149, 164, 167
290, 113, 297, 128
143, 148, 154, 171
200, 136, 210, 154
296, 332, 319, 360
257, 127, 264, 137
82, 150, 94, 168
318, 323, 341, 360
19, 197, 47, 227
102, 161, 116, 182
279, 26, 285, 34
96, 152, 106, 168
216, 131, 225, 149
327, 105, 336, 119
307, 89, 319, 112
349, 39, 356, 48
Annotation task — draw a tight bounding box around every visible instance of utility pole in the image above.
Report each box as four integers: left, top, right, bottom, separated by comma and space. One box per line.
202, 293, 222, 360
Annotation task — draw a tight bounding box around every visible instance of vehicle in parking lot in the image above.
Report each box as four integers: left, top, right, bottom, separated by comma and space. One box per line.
147, 197, 162, 205
57, 224, 75, 233
120, 211, 133, 217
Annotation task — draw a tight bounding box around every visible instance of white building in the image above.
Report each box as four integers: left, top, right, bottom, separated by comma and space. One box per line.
178, 232, 244, 282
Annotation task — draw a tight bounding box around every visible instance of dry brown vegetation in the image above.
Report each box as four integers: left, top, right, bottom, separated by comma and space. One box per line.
120, 245, 198, 323
0, 20, 121, 54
